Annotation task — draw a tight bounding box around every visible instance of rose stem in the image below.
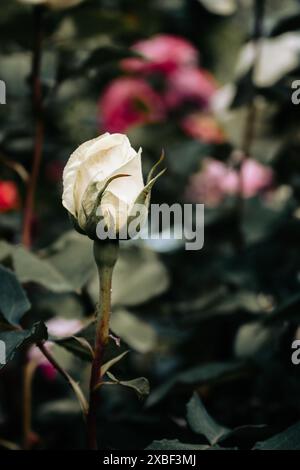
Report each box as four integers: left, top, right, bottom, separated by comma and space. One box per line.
87, 240, 119, 450
22, 5, 45, 248
22, 361, 37, 450
22, 5, 45, 449
21, 5, 88, 447
235, 0, 265, 251
241, 0, 265, 156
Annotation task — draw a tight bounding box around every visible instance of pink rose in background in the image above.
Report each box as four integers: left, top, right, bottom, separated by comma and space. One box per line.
185, 158, 238, 207
99, 34, 221, 139
121, 34, 198, 76
28, 343, 57, 381
99, 77, 166, 133
165, 67, 218, 110
181, 112, 225, 144
240, 159, 274, 198
28, 318, 82, 381
186, 157, 273, 207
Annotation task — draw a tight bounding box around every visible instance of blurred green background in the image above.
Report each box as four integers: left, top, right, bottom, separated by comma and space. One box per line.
1, 0, 300, 450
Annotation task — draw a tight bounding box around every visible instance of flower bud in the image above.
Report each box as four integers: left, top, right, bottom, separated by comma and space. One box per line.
62, 133, 165, 241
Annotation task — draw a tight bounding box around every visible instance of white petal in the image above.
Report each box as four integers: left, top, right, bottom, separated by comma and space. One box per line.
62, 133, 133, 216
62, 134, 108, 216
107, 148, 144, 205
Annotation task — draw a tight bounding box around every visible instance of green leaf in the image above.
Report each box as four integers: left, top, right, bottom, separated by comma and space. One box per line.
13, 247, 74, 293
254, 421, 300, 450
262, 293, 300, 325
0, 264, 30, 326
186, 395, 275, 448
88, 244, 170, 307
54, 322, 95, 362
57, 45, 141, 82
110, 309, 158, 353
219, 424, 277, 448
0, 241, 12, 259
132, 165, 166, 209
65, 374, 89, 417
44, 232, 95, 291
0, 242, 74, 293
83, 45, 141, 70
147, 361, 247, 406
101, 350, 128, 377
237, 34, 300, 88
234, 322, 279, 360
55, 335, 94, 361
187, 393, 229, 445
146, 150, 165, 185
54, 320, 128, 365
106, 371, 150, 398
37, 399, 82, 422
166, 140, 207, 178
0, 438, 21, 451
147, 439, 210, 450
0, 321, 48, 369
197, 0, 237, 16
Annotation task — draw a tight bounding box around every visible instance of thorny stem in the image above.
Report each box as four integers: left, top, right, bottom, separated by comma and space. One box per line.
20, 6, 89, 449
87, 240, 119, 450
22, 5, 45, 248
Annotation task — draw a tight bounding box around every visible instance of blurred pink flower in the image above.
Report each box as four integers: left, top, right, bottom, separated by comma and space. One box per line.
185, 158, 238, 207
28, 342, 58, 381
46, 318, 82, 337
181, 112, 225, 144
240, 159, 274, 198
121, 34, 198, 76
165, 67, 218, 110
99, 77, 166, 133
185, 158, 273, 207
28, 318, 82, 381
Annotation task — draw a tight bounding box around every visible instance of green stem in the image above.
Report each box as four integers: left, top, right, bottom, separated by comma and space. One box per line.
235, 0, 266, 251
87, 240, 119, 450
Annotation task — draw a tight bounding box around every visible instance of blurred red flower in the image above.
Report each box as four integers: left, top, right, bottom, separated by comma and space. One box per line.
0, 181, 19, 212
99, 77, 166, 133
121, 34, 198, 76
181, 112, 225, 144
165, 67, 218, 110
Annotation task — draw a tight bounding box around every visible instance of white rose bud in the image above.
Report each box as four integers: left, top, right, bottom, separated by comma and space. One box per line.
62, 133, 165, 240
17, 0, 84, 10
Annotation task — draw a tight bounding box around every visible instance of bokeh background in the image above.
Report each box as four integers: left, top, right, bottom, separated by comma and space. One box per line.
1, 0, 300, 450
